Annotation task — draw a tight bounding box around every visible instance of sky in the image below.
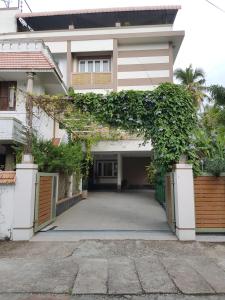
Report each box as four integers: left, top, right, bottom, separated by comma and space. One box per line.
2, 0, 225, 86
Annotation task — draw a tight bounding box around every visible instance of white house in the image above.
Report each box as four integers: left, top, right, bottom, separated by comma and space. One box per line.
0, 5, 184, 190
0, 39, 67, 170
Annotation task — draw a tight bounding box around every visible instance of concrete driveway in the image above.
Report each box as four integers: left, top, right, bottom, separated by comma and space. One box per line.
51, 190, 169, 231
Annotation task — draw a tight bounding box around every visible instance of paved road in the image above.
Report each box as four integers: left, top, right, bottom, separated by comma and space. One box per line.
0, 240, 225, 299
51, 190, 169, 231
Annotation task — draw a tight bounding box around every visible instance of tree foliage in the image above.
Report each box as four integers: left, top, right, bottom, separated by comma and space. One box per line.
174, 64, 206, 106
192, 84, 225, 175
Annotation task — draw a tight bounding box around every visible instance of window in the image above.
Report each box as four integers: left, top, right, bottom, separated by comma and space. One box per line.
78, 59, 111, 73
95, 60, 101, 72
103, 60, 110, 72
87, 60, 94, 72
79, 61, 85, 72
0, 81, 17, 111
96, 161, 117, 177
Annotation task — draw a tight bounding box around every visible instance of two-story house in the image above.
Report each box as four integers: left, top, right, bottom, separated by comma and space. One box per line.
0, 5, 184, 190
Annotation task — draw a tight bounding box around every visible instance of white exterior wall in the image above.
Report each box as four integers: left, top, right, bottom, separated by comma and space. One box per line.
92, 140, 152, 153
0, 80, 55, 141
0, 117, 25, 144
71, 39, 113, 52
0, 8, 19, 34
0, 183, 15, 239
0, 24, 173, 40
45, 42, 67, 53
53, 53, 67, 82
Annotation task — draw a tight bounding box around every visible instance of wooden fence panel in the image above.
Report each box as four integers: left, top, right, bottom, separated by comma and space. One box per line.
194, 176, 225, 232
34, 173, 58, 232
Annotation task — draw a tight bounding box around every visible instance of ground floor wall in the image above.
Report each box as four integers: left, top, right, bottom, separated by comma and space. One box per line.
122, 157, 150, 188
90, 154, 151, 190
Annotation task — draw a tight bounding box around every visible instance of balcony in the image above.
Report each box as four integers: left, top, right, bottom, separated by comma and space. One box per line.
71, 72, 112, 90
0, 117, 26, 144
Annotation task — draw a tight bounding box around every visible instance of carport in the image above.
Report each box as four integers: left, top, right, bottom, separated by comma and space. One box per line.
50, 190, 169, 231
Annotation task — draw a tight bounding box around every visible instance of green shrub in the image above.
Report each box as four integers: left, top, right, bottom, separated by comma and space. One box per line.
204, 157, 225, 176
14, 137, 83, 175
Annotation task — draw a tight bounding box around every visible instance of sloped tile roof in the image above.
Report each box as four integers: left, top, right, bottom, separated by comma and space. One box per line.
0, 171, 16, 184
0, 52, 54, 70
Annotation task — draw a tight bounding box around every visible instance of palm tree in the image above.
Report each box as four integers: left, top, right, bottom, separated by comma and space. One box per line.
209, 84, 225, 106
174, 64, 206, 107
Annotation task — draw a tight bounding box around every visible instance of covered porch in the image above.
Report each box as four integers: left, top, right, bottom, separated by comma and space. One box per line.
89, 139, 153, 191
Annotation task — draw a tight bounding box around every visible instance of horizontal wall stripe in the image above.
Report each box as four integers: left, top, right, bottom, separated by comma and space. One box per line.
118, 70, 169, 79
118, 56, 169, 65
118, 77, 171, 86
118, 85, 158, 91
118, 63, 170, 72
118, 43, 169, 51
118, 49, 169, 58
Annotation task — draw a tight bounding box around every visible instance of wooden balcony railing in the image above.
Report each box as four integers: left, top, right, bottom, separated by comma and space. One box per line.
71, 72, 112, 89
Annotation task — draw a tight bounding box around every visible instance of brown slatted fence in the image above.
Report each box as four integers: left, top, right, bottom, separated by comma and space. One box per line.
194, 175, 225, 232
34, 173, 58, 232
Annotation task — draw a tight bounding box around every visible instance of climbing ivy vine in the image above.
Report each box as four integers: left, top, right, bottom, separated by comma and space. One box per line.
71, 83, 197, 171
31, 83, 197, 173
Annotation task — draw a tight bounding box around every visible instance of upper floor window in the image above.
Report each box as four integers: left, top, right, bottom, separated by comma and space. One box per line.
78, 59, 111, 73
0, 82, 17, 111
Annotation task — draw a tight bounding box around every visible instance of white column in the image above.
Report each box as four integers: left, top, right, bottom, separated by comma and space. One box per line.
23, 72, 35, 164
79, 177, 82, 193
12, 163, 38, 241
68, 174, 73, 197
26, 72, 34, 93
117, 153, 122, 191
173, 164, 196, 241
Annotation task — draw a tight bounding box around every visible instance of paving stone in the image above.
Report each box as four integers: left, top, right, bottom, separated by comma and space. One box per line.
72, 259, 108, 294
70, 295, 225, 300
0, 257, 78, 294
135, 256, 177, 293
0, 295, 70, 300
108, 257, 142, 295
162, 258, 214, 294
188, 258, 225, 293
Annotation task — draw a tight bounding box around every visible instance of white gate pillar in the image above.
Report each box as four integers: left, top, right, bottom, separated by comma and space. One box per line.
173, 164, 196, 241
13, 163, 38, 241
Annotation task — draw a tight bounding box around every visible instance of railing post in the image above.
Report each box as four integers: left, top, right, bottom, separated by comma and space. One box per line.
173, 164, 196, 240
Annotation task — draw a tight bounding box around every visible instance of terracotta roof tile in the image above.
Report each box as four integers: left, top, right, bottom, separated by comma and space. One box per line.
0, 52, 54, 70
0, 171, 16, 184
